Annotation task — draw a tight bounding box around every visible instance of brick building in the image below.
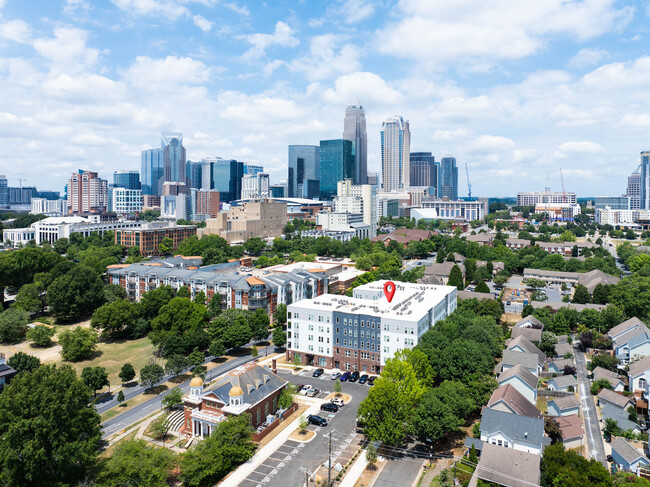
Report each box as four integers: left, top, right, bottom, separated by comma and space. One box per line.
114, 223, 196, 256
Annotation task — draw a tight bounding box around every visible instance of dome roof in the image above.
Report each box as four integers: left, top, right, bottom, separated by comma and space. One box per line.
190, 377, 204, 388
229, 384, 244, 397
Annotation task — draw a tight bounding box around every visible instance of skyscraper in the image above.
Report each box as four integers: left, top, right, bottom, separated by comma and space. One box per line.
241, 173, 270, 199
640, 151, 650, 209
626, 164, 642, 210
343, 102, 367, 184
141, 148, 164, 196
201, 158, 244, 203
439, 156, 458, 200
288, 145, 320, 199
319, 139, 354, 201
409, 152, 437, 195
113, 170, 141, 190
185, 161, 202, 190
162, 132, 186, 183
243, 163, 264, 175
381, 116, 410, 192
0, 175, 8, 208
67, 170, 108, 214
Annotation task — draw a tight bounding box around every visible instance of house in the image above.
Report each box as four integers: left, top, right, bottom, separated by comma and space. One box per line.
592, 366, 625, 392
627, 355, 650, 396
464, 437, 484, 458
614, 327, 650, 364
501, 350, 540, 376
505, 238, 532, 250
371, 228, 433, 248
418, 262, 466, 286
0, 354, 17, 393
555, 414, 585, 450
452, 253, 466, 264
601, 404, 642, 435
486, 384, 542, 419
530, 301, 608, 312
476, 260, 505, 275
479, 409, 550, 455
555, 342, 574, 358
180, 362, 287, 438
507, 336, 546, 369
597, 389, 635, 412
457, 290, 496, 301
547, 375, 577, 392
474, 443, 541, 487
498, 365, 539, 404
611, 437, 650, 475
608, 317, 648, 343
547, 396, 580, 417
466, 233, 495, 246
556, 335, 568, 343
547, 358, 575, 374
578, 269, 620, 294
511, 326, 542, 343
514, 315, 545, 330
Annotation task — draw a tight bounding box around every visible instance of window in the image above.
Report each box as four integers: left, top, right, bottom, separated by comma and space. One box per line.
336, 338, 339, 344
344, 329, 347, 336
344, 318, 348, 325
497, 440, 502, 446
354, 330, 358, 337
384, 324, 390, 331
308, 324, 314, 331
288, 312, 292, 319
336, 317, 340, 323
343, 339, 347, 346
257, 410, 261, 424
336, 348, 339, 354
318, 326, 323, 332
345, 350, 351, 357
345, 362, 350, 370
336, 327, 339, 334
354, 341, 358, 348
371, 322, 375, 329
361, 330, 365, 338
361, 320, 364, 326
354, 351, 358, 358
265, 403, 269, 416
308, 335, 313, 341
318, 346, 324, 353
372, 332, 375, 340
318, 336, 324, 342
371, 344, 375, 350
308, 345, 314, 351
318, 316, 323, 322
319, 357, 327, 367
383, 346, 389, 353
308, 314, 313, 320
384, 335, 390, 342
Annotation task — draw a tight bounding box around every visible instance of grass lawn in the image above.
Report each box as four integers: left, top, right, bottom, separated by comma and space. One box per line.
536, 396, 549, 413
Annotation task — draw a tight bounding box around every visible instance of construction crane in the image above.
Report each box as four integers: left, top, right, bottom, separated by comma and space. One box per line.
465, 162, 472, 200
560, 169, 566, 204
8, 178, 28, 188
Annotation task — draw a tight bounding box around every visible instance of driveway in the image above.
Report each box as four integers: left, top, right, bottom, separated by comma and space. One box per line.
574, 345, 607, 466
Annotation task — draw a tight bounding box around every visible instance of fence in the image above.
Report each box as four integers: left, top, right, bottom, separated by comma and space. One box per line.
537, 389, 574, 398
252, 403, 299, 442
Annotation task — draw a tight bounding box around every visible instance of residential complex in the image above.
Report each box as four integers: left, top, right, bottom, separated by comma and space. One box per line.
190, 189, 220, 221
30, 198, 66, 216
333, 179, 378, 237
286, 280, 457, 373
241, 173, 270, 199
67, 170, 108, 214
113, 223, 196, 256
381, 115, 410, 192
411, 198, 488, 222
110, 187, 142, 215
517, 191, 577, 206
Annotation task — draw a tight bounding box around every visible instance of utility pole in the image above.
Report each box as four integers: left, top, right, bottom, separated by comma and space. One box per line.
300, 466, 315, 487
325, 430, 336, 487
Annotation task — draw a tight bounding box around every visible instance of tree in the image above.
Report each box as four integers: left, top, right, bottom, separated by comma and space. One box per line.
209, 340, 226, 359
58, 327, 98, 361
366, 443, 378, 470
272, 326, 286, 348
590, 378, 613, 395
194, 290, 206, 306
589, 353, 618, 372
91, 299, 140, 339
221, 320, 252, 350
150, 297, 209, 352
540, 444, 611, 487
158, 237, 173, 255
7, 352, 40, 373
524, 278, 546, 291
277, 384, 295, 409
572, 284, 591, 304
117, 390, 125, 403
104, 283, 127, 303
448, 265, 464, 290
14, 282, 46, 314
544, 416, 562, 444
0, 364, 101, 486
150, 415, 171, 441
251, 345, 258, 357
180, 414, 256, 487
165, 354, 189, 377
243, 237, 267, 255
81, 366, 109, 397
25, 324, 56, 347
139, 285, 175, 321
188, 349, 205, 368
299, 415, 308, 433
119, 363, 136, 384
250, 308, 270, 342
95, 439, 177, 487
592, 283, 611, 305
474, 281, 490, 293
493, 274, 509, 287
163, 387, 184, 409
274, 303, 287, 327
0, 308, 30, 343
563, 365, 577, 376
334, 378, 342, 396
46, 265, 106, 322
538, 331, 558, 356
208, 293, 222, 317
140, 363, 164, 389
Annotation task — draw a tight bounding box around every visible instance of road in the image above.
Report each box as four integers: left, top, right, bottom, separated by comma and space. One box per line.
101, 344, 274, 439
574, 344, 607, 466
373, 450, 423, 487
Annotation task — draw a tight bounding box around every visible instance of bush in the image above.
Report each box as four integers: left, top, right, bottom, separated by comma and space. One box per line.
26, 325, 56, 347
58, 327, 98, 361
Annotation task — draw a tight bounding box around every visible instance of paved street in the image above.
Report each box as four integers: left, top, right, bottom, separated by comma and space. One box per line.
373, 452, 423, 487
574, 345, 607, 466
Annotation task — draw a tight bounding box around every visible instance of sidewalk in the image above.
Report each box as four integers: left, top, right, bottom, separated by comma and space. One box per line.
339, 451, 369, 487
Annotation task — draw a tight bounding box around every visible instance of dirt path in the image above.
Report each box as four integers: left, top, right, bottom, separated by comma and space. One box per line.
4, 319, 92, 363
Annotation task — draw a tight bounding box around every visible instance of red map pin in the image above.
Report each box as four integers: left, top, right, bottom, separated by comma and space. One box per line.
384, 281, 396, 303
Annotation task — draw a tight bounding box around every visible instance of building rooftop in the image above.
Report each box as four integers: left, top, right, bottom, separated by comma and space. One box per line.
628, 355, 650, 377
502, 349, 539, 371
555, 414, 585, 441
549, 395, 580, 410
487, 384, 542, 419
475, 443, 541, 487
592, 366, 622, 386
598, 389, 634, 409
514, 315, 545, 330
498, 364, 539, 390
507, 336, 546, 364
608, 317, 647, 339
548, 374, 577, 388
611, 437, 649, 465
511, 327, 543, 343
480, 408, 548, 446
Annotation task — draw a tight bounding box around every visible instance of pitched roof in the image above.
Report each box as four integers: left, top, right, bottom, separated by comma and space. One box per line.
508, 336, 546, 364
555, 414, 585, 441
457, 290, 496, 301
502, 349, 539, 371
602, 404, 641, 432
611, 437, 649, 465
476, 443, 541, 487
578, 269, 620, 294
549, 395, 580, 410
498, 364, 539, 390
487, 384, 542, 419
514, 315, 545, 329
628, 355, 650, 378
548, 375, 577, 388
466, 233, 494, 243
616, 326, 650, 347
549, 358, 574, 371
555, 343, 574, 357
480, 408, 547, 446
608, 317, 647, 340
556, 335, 568, 343
511, 327, 543, 343
592, 366, 623, 387
424, 262, 466, 277
530, 301, 608, 312
464, 437, 484, 451
598, 389, 634, 409
208, 363, 287, 407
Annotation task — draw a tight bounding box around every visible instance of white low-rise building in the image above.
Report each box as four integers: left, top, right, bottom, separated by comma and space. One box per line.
30, 198, 66, 216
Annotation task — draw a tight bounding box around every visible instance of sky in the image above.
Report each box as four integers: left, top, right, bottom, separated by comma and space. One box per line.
0, 0, 649, 197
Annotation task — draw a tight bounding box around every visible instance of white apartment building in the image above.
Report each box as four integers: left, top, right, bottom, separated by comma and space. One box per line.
595, 207, 637, 225
517, 191, 577, 206
418, 198, 488, 221
241, 173, 270, 199
161, 194, 187, 220
30, 198, 66, 216
534, 203, 581, 219
110, 188, 143, 215
334, 179, 377, 237
381, 116, 410, 192
287, 280, 456, 373
316, 211, 370, 239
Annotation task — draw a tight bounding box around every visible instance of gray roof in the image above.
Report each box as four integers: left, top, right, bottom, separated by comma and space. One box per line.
615, 325, 650, 346
554, 343, 574, 357
549, 395, 580, 410
511, 327, 543, 343
556, 335, 568, 343
476, 443, 541, 487
464, 437, 484, 451
480, 408, 548, 446
498, 364, 539, 390
457, 290, 496, 301
608, 317, 647, 340
0, 363, 17, 378
628, 355, 650, 378
507, 336, 546, 364
548, 358, 574, 371
592, 366, 622, 387
523, 268, 579, 279
602, 404, 641, 432
424, 262, 465, 277
514, 315, 545, 330
502, 350, 538, 371
548, 375, 577, 388
622, 330, 650, 350
578, 269, 620, 294
598, 389, 634, 409
530, 301, 608, 312
206, 363, 287, 407
487, 384, 542, 419
611, 437, 649, 465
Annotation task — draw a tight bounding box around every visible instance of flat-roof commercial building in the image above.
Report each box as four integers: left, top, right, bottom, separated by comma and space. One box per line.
287, 280, 456, 374
517, 191, 577, 206
114, 223, 196, 257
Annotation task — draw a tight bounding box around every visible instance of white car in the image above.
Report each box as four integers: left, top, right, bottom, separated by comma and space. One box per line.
299, 384, 312, 395
331, 398, 344, 407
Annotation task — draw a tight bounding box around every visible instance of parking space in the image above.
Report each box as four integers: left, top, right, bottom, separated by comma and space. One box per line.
240, 440, 306, 486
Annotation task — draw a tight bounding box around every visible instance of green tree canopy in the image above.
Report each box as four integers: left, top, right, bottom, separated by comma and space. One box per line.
572, 284, 591, 304
119, 362, 136, 384
81, 366, 109, 397
47, 265, 106, 322
540, 444, 611, 487
13, 281, 46, 314
139, 285, 176, 321
140, 363, 164, 389
91, 299, 140, 340
448, 264, 464, 290
25, 324, 56, 347
0, 308, 30, 343
6, 352, 41, 373
58, 327, 98, 362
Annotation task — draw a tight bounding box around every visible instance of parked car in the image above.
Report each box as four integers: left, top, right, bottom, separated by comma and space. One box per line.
299, 384, 313, 395
306, 388, 320, 397
320, 402, 339, 413
358, 374, 369, 385
330, 372, 341, 380
307, 415, 328, 427
312, 368, 324, 378
606, 455, 613, 462
367, 376, 377, 386
340, 371, 351, 382
349, 371, 360, 382
331, 398, 344, 407
506, 301, 511, 305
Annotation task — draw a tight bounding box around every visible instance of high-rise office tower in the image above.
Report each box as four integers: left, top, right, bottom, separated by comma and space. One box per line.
381, 116, 410, 192
409, 152, 437, 195
640, 151, 650, 210
185, 161, 202, 189
141, 148, 164, 196
319, 139, 354, 201
201, 158, 244, 203
343, 101, 367, 184
0, 175, 8, 208
243, 163, 264, 175
162, 132, 186, 183
288, 145, 320, 199
190, 189, 220, 220
67, 170, 108, 214
113, 170, 141, 190
367, 172, 379, 187
439, 156, 458, 200
241, 173, 270, 199
626, 164, 642, 210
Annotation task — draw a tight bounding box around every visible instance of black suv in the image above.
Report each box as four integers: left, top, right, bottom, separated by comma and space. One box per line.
312, 368, 325, 378
367, 376, 377, 386
307, 415, 328, 427
349, 371, 360, 382
358, 374, 369, 384
320, 402, 339, 413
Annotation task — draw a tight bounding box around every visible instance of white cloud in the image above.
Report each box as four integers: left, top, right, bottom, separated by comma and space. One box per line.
582, 56, 650, 90
33, 28, 99, 72
0, 19, 31, 43
466, 135, 515, 153
41, 73, 124, 102
112, 0, 188, 19
288, 34, 362, 81
123, 56, 211, 88
224, 2, 250, 16
568, 48, 608, 69
555, 141, 606, 157
333, 0, 375, 24
241, 21, 299, 59
192, 15, 212, 32
322, 72, 402, 105
433, 129, 472, 141
220, 92, 306, 123
64, 0, 92, 16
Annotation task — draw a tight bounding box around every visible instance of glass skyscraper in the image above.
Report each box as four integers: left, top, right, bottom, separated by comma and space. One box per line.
288, 145, 320, 198
381, 116, 410, 192
201, 158, 244, 203
141, 148, 164, 195
243, 163, 264, 175
185, 161, 202, 190
113, 170, 141, 190
409, 152, 437, 195
162, 132, 186, 183
439, 156, 458, 200
343, 102, 367, 184
641, 151, 650, 210
319, 139, 354, 201
0, 175, 7, 208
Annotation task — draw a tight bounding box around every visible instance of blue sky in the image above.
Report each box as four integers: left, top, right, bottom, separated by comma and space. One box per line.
1, 0, 650, 197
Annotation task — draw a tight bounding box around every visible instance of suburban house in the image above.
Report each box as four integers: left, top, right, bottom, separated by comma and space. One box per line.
418, 262, 466, 286
180, 363, 287, 438
522, 268, 618, 292
547, 358, 575, 374
611, 437, 650, 475
613, 327, 650, 364
557, 335, 568, 343
505, 238, 532, 250
608, 317, 648, 344
597, 389, 635, 412
474, 443, 541, 487
0, 354, 17, 393
498, 365, 539, 404
627, 355, 650, 396
511, 326, 542, 343
506, 336, 546, 370
464, 437, 485, 458
479, 408, 550, 455
547, 396, 580, 417
486, 384, 542, 419
466, 233, 495, 246
514, 315, 545, 330
555, 342, 574, 358
601, 404, 642, 435
501, 349, 540, 376
370, 228, 433, 248
547, 374, 577, 392
592, 366, 625, 392
554, 415, 585, 450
